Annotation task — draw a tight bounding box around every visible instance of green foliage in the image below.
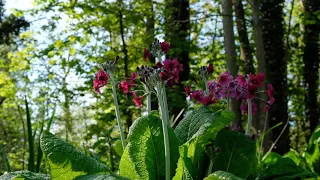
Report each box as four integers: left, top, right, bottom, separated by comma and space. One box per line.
173, 108, 235, 179
40, 131, 110, 179
74, 174, 128, 180
213, 129, 257, 179
119, 115, 180, 179
262, 152, 282, 166
0, 171, 50, 180
174, 107, 235, 144
204, 171, 244, 180
112, 140, 123, 156
256, 158, 316, 179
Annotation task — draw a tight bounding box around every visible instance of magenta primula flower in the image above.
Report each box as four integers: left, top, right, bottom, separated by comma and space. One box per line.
143, 48, 151, 61
207, 64, 214, 74
118, 81, 130, 94
184, 86, 191, 96
264, 84, 275, 112
93, 69, 109, 94
218, 72, 233, 86
249, 73, 264, 89
160, 41, 170, 53
133, 91, 144, 108
236, 75, 247, 87
119, 72, 137, 94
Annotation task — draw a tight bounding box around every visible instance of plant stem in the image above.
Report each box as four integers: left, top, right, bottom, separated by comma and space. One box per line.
144, 84, 151, 115
207, 160, 214, 176
111, 76, 126, 149
246, 99, 252, 135
157, 85, 171, 180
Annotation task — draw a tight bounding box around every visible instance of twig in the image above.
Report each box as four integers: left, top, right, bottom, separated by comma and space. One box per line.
262, 117, 289, 160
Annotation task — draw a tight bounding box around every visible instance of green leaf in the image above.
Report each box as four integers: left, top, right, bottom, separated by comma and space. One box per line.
113, 140, 123, 156
257, 158, 317, 180
174, 107, 234, 144
213, 129, 257, 179
119, 115, 180, 179
283, 150, 300, 165
308, 125, 320, 147
74, 174, 128, 180
204, 171, 244, 180
173, 110, 235, 180
262, 152, 282, 166
0, 171, 50, 180
172, 138, 202, 180
40, 131, 110, 180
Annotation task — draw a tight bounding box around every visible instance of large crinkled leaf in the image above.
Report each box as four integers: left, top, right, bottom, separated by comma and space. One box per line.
74, 174, 128, 180
173, 138, 201, 180
118, 148, 139, 179
173, 110, 235, 180
204, 171, 244, 180
175, 107, 234, 144
119, 115, 180, 179
0, 171, 50, 180
256, 157, 317, 180
40, 131, 110, 180
213, 129, 257, 179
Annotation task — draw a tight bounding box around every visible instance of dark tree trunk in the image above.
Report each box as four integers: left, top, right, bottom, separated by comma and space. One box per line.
261, 0, 289, 155
221, 0, 242, 126
302, 0, 320, 139
234, 0, 254, 74
118, 0, 133, 130
165, 0, 190, 119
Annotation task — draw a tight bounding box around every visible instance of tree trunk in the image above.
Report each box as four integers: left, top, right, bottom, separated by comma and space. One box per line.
261, 0, 289, 155
250, 0, 268, 152
234, 0, 254, 74
302, 0, 320, 140
221, 0, 241, 126
165, 0, 190, 120
118, 0, 133, 130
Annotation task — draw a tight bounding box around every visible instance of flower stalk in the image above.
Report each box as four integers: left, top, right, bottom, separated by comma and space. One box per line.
144, 84, 152, 115
110, 75, 127, 149
246, 99, 253, 135
156, 84, 170, 180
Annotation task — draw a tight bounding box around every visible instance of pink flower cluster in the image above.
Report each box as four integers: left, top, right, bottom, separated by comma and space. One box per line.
93, 69, 109, 94
118, 72, 136, 94
185, 64, 216, 105
158, 59, 183, 86
118, 72, 145, 108
186, 69, 275, 116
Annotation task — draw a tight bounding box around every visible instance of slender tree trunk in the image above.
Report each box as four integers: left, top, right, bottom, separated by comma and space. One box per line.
221, 0, 241, 125
234, 0, 254, 74
302, 0, 320, 140
250, 0, 268, 151
165, 0, 190, 120
118, 0, 133, 130
25, 96, 35, 172
261, 0, 289, 155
